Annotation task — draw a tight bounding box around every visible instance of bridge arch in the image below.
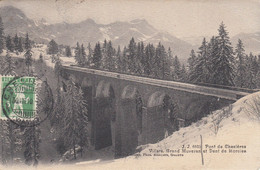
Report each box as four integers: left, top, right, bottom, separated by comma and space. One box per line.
144, 91, 178, 144
92, 80, 116, 150
121, 85, 143, 133
68, 74, 81, 87
115, 85, 143, 157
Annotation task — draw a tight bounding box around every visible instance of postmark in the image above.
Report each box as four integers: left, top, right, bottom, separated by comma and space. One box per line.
0, 76, 36, 120
0, 76, 54, 127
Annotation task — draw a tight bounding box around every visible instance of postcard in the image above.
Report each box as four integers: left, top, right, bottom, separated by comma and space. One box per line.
0, 0, 259, 169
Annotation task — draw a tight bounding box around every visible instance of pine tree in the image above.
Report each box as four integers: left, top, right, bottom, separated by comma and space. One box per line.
234, 39, 247, 87
136, 42, 144, 75
23, 122, 41, 166
24, 49, 33, 75
39, 53, 43, 63
65, 46, 72, 57
160, 45, 170, 79
244, 53, 258, 89
54, 58, 62, 86
187, 49, 196, 81
190, 38, 210, 83
92, 42, 102, 69
152, 43, 161, 78
53, 89, 67, 156
102, 39, 108, 69
127, 38, 137, 73
2, 52, 16, 75
0, 120, 22, 164
115, 46, 121, 71
24, 33, 31, 50
52, 82, 65, 127
103, 41, 115, 71
48, 39, 59, 55
0, 17, 4, 53
81, 44, 87, 67
179, 64, 187, 82
211, 22, 235, 86
74, 42, 82, 66
0, 120, 8, 164
143, 44, 155, 76
0, 55, 3, 74
120, 46, 127, 73
13, 34, 19, 52
167, 47, 174, 78
6, 35, 14, 52
172, 56, 181, 80
23, 80, 53, 166
18, 37, 23, 52
63, 80, 88, 159
207, 36, 218, 83
86, 43, 93, 67
76, 88, 88, 157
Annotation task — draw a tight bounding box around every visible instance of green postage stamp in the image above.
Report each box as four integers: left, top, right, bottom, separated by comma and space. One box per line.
0, 76, 36, 120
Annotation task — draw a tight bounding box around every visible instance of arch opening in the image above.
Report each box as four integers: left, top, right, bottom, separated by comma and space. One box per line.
162, 95, 178, 136
92, 81, 116, 150
115, 85, 143, 157
145, 91, 179, 144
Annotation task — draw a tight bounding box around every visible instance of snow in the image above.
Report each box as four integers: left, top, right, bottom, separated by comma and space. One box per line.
251, 37, 260, 43
130, 27, 138, 32
162, 36, 169, 42
4, 44, 76, 69
130, 19, 146, 24
16, 14, 23, 19
60, 56, 76, 66
128, 27, 151, 41
99, 27, 111, 40
34, 20, 39, 27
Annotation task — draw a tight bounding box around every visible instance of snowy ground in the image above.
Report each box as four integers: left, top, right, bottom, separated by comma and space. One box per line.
1, 86, 259, 170
4, 45, 75, 68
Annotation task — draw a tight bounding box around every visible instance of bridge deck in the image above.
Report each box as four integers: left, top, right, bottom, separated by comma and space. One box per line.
63, 65, 251, 101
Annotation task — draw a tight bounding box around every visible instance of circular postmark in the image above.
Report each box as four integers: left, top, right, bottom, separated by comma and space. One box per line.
1, 76, 53, 127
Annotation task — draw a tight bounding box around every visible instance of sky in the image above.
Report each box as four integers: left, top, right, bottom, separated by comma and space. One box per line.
0, 0, 259, 38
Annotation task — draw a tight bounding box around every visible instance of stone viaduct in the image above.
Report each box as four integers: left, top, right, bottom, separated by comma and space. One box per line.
61, 65, 249, 158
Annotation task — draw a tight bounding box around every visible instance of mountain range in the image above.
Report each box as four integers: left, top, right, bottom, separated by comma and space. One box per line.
0, 5, 259, 63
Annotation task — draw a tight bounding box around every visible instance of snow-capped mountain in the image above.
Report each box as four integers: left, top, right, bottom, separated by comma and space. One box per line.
0, 6, 192, 62
231, 32, 260, 55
